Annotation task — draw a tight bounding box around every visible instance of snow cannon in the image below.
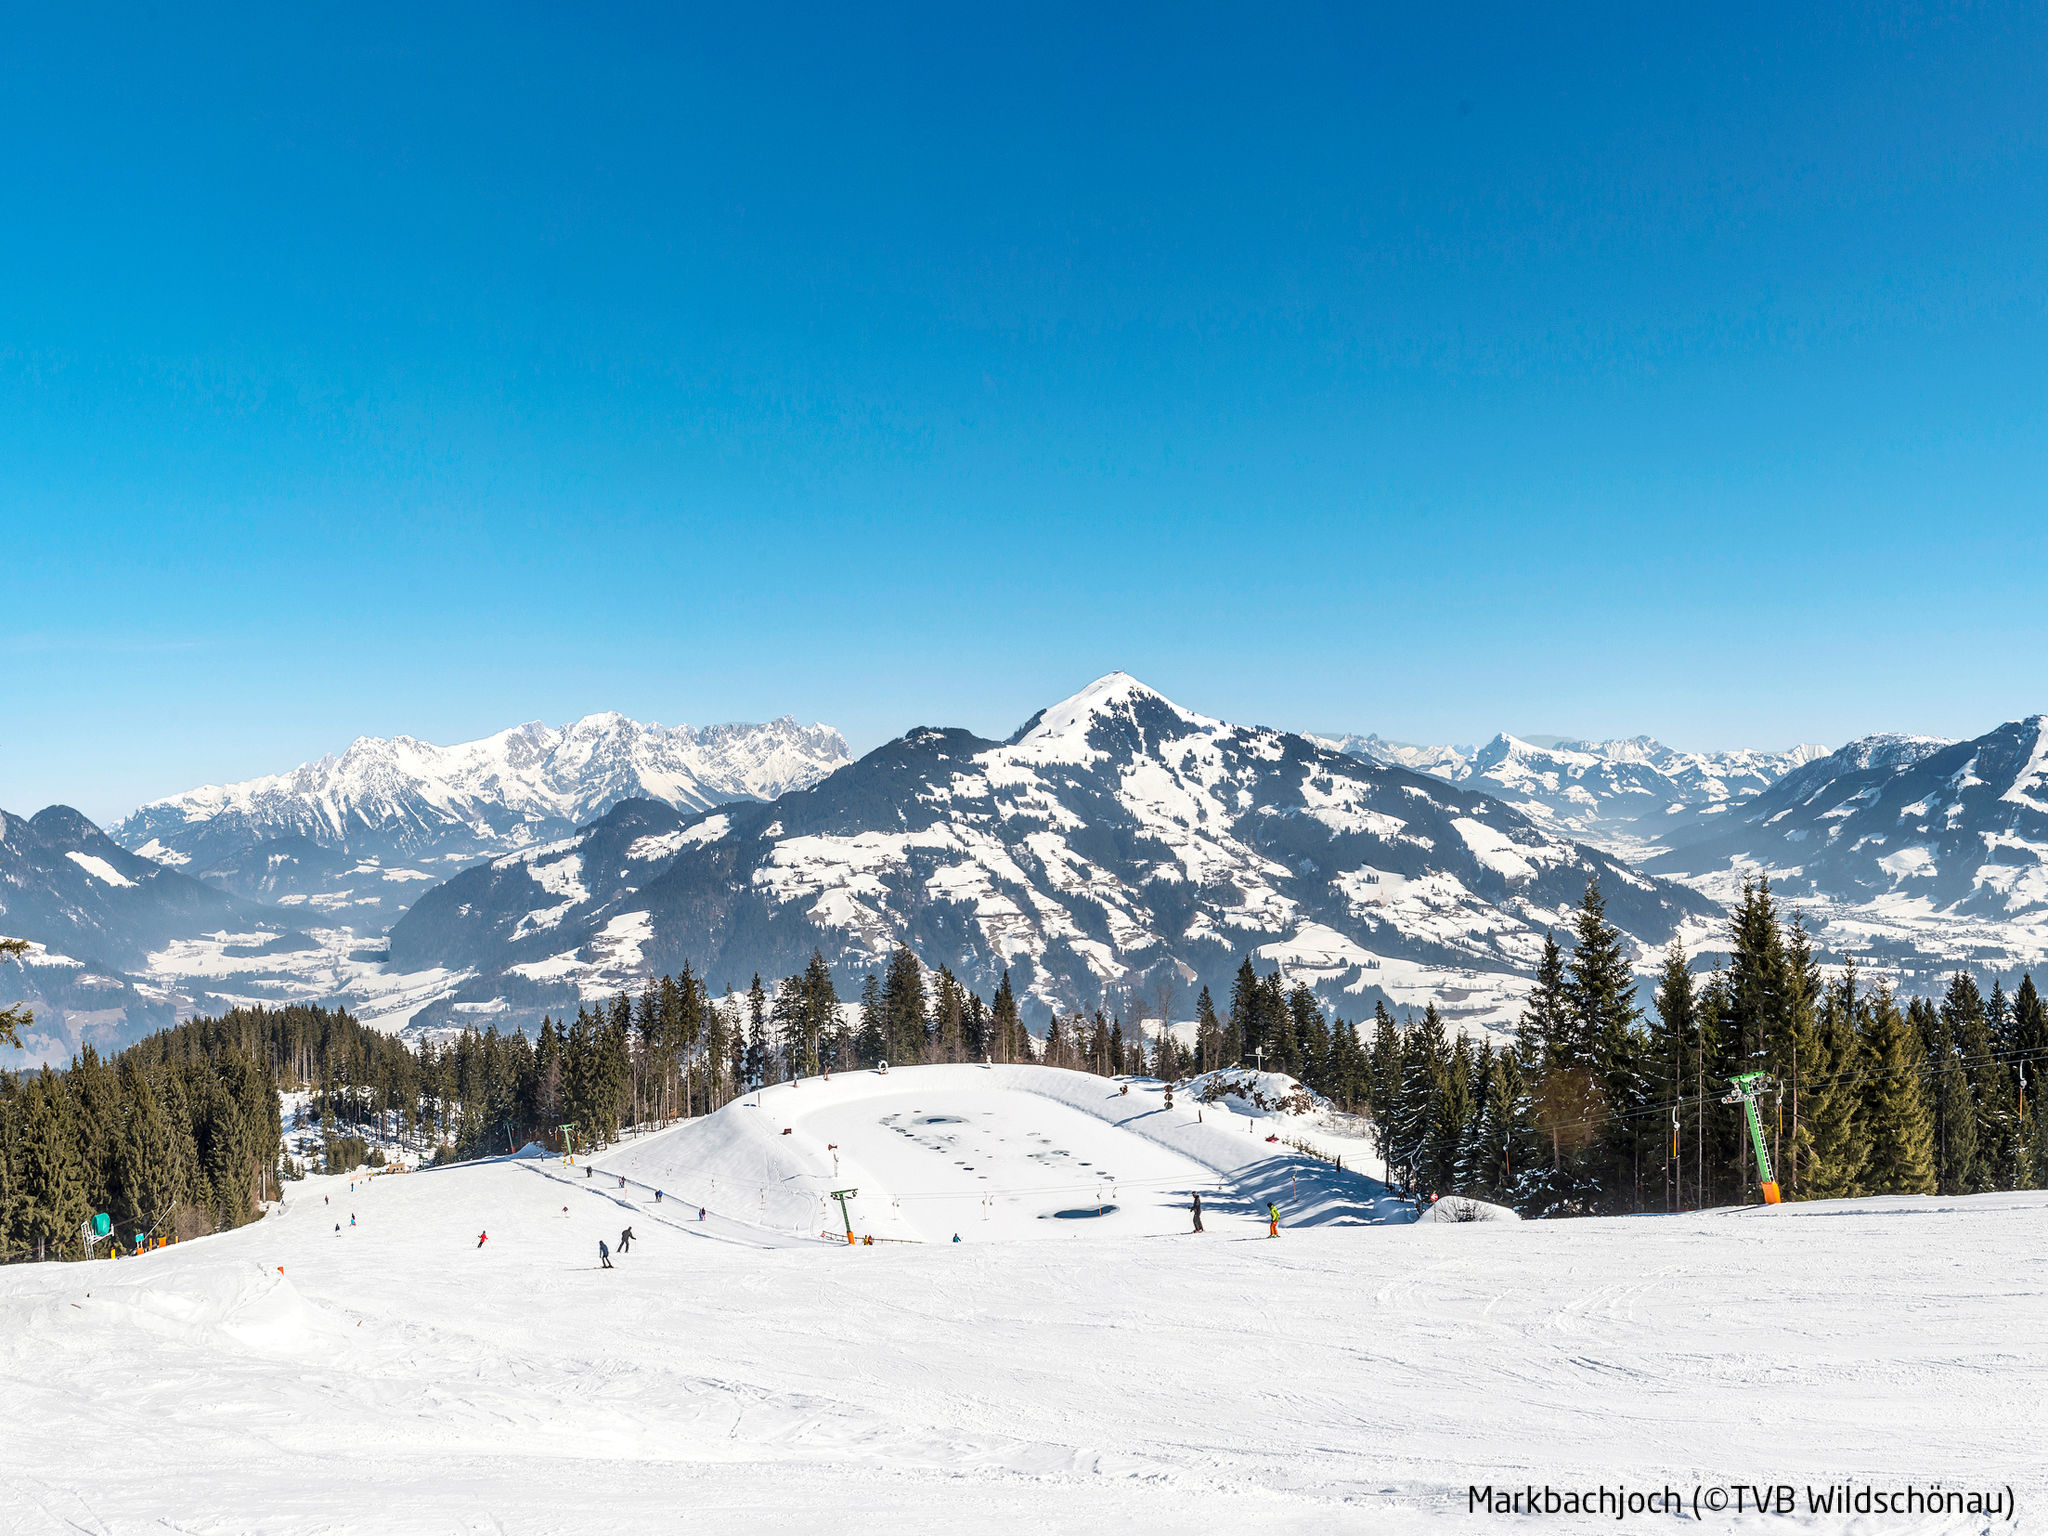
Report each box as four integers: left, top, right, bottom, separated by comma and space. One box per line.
1721, 1073, 1781, 1205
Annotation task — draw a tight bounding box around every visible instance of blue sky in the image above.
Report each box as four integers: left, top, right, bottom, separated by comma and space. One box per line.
4, 4, 2046, 822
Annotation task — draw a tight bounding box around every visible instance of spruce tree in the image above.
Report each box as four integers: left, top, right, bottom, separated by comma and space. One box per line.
1920, 991, 1977, 1194
1943, 971, 2014, 1190
1193, 985, 1223, 1074
17, 1069, 88, 1258
0, 936, 31, 1051
1652, 940, 1696, 1210
1795, 964, 1870, 1201
1860, 986, 1937, 1196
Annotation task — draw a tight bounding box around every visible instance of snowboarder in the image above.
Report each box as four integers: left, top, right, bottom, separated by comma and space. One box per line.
477, 1231, 488, 1248
952, 1233, 960, 1243
1190, 1192, 1204, 1233
585, 1166, 591, 1179
698, 1207, 705, 1222
619, 1176, 626, 1190
1267, 1201, 1280, 1238
598, 1240, 612, 1269
334, 1223, 340, 1234
350, 1213, 356, 1227
619, 1226, 635, 1254
654, 1189, 662, 1204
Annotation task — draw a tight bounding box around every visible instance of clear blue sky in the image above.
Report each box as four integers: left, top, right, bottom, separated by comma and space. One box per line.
4, 4, 2046, 823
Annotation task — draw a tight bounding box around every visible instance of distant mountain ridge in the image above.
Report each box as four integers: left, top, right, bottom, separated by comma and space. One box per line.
112, 712, 851, 922
1322, 731, 1829, 854
0, 805, 275, 1062
387, 675, 1715, 1034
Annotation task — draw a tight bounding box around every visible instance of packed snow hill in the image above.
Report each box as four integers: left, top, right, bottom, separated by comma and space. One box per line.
5, 1065, 2042, 1536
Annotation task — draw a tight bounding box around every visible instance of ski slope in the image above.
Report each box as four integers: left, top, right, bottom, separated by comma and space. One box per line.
3, 1066, 2042, 1535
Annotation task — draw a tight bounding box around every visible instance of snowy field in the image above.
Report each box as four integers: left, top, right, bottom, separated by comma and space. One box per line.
3, 1066, 2042, 1534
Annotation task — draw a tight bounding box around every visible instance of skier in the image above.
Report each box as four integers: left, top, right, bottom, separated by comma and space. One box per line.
1190, 1192, 1204, 1233
477, 1231, 488, 1249
952, 1233, 960, 1243
598, 1240, 612, 1269
619, 1226, 635, 1254
1267, 1201, 1280, 1238
619, 1176, 626, 1190
585, 1166, 591, 1179
698, 1207, 706, 1222
350, 1213, 356, 1227
655, 1190, 663, 1204
334, 1223, 340, 1234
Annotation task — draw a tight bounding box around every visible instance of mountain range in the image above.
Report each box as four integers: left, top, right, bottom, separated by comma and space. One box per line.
1323, 732, 1829, 856
10, 679, 2048, 1063
385, 676, 1714, 1033
113, 713, 850, 923
1645, 720, 2048, 980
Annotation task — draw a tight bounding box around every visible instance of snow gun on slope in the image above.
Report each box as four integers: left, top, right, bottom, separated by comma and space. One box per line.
1722, 1072, 1781, 1205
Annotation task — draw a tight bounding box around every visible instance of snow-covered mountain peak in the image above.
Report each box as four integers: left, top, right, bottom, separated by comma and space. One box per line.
1828, 732, 1957, 774
1008, 674, 1217, 764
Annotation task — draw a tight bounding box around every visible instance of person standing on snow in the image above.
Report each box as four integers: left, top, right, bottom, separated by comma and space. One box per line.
698, 1207, 705, 1222
619, 1226, 635, 1254
1267, 1201, 1280, 1238
477, 1231, 488, 1249
598, 1240, 612, 1269
1190, 1192, 1204, 1233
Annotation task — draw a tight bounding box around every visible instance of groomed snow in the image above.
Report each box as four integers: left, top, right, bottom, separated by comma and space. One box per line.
4, 1064, 2041, 1533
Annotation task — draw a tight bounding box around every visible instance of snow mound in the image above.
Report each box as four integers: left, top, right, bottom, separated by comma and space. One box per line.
1417, 1195, 1522, 1224
1183, 1069, 1327, 1119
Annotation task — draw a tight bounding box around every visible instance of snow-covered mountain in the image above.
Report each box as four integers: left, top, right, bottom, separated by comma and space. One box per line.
388, 675, 1715, 1034
113, 713, 851, 922
0, 805, 283, 1061
1644, 720, 2048, 978
1324, 732, 1828, 856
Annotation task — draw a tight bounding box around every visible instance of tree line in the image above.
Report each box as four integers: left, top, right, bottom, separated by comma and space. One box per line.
9, 883, 2047, 1259
1369, 876, 2048, 1215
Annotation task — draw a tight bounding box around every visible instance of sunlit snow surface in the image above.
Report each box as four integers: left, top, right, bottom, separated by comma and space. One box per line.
5, 1065, 2042, 1534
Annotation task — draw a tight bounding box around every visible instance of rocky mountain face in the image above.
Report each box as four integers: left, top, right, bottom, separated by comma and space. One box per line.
0, 806, 276, 1063
1326, 732, 1828, 856
112, 713, 852, 924
1644, 721, 2048, 980
388, 676, 1716, 1034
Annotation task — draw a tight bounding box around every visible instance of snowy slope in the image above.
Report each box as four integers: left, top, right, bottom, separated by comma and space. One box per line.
112, 712, 851, 921
1326, 732, 1828, 856
3, 1097, 2038, 1533
390, 674, 1714, 1033
595, 1064, 1399, 1241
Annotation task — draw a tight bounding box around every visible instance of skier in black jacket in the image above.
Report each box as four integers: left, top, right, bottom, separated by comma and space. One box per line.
619, 1226, 635, 1254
